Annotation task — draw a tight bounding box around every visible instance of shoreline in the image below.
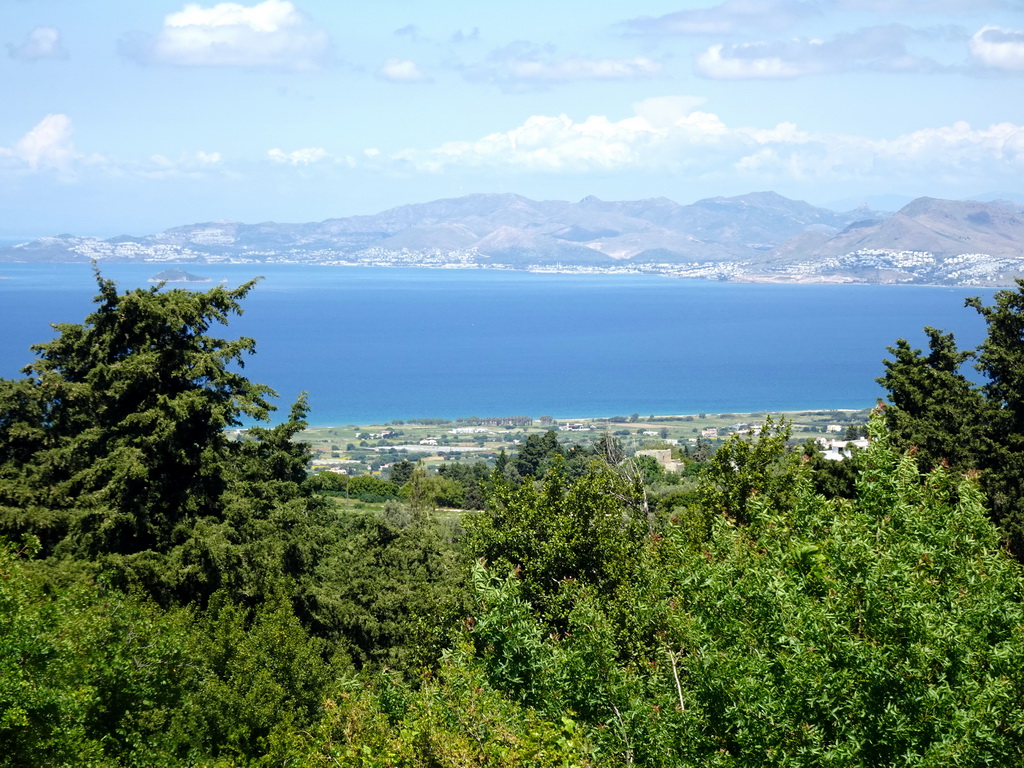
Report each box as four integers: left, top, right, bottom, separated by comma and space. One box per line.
299, 405, 876, 432
0, 260, 1014, 288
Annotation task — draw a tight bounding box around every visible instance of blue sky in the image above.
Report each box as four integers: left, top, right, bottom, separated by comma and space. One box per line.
2, 0, 1023, 238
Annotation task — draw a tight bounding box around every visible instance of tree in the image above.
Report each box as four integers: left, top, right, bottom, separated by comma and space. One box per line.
594, 432, 625, 465
388, 459, 416, 486
842, 424, 867, 440
631, 454, 663, 484
0, 271, 324, 606
347, 475, 399, 502
690, 436, 713, 463
0, 537, 198, 766
878, 281, 1024, 556
876, 326, 988, 473
803, 437, 862, 499
0, 272, 274, 549
697, 417, 796, 527
513, 430, 563, 479
303, 512, 472, 675
965, 283, 1024, 554
437, 460, 491, 509
400, 462, 439, 511
468, 456, 649, 629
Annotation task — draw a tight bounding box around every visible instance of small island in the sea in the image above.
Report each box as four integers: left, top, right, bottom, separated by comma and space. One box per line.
148, 268, 211, 283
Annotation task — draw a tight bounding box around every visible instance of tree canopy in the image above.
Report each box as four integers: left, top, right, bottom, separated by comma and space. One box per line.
0, 271, 319, 607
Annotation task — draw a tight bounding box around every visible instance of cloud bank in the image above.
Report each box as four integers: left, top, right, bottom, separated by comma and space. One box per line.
6, 100, 1022, 203
386, 98, 1024, 190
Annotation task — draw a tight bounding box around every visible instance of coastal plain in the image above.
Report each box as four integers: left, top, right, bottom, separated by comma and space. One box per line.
301, 408, 874, 475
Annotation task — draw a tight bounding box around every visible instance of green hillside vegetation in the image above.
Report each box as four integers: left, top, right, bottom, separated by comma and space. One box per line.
2, 272, 1024, 766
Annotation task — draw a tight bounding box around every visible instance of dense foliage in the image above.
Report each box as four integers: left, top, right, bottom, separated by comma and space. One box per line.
877, 279, 1024, 557
2, 273, 1024, 766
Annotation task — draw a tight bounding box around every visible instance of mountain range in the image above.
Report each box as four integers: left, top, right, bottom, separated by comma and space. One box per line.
4, 192, 1023, 286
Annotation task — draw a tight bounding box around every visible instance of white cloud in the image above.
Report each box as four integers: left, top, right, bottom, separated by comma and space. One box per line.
697, 43, 813, 78
141, 150, 228, 179
378, 58, 430, 83
970, 25, 1024, 71
633, 95, 710, 127
0, 114, 78, 174
166, 0, 294, 30
395, 97, 733, 174
462, 42, 661, 89
194, 150, 223, 165
120, 0, 330, 70
878, 121, 1024, 167
268, 147, 329, 164
0, 116, 231, 183
8, 26, 69, 61
384, 100, 1024, 191
695, 25, 939, 79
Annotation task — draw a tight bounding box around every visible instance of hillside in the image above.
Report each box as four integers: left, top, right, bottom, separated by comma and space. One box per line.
3, 192, 1023, 285
760, 197, 1024, 285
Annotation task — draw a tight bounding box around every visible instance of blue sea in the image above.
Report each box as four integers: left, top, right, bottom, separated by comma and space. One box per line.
0, 263, 995, 426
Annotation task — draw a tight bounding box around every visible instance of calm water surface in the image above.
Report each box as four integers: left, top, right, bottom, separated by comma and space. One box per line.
0, 263, 994, 426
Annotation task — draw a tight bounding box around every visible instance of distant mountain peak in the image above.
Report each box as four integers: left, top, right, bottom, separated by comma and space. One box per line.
896, 196, 944, 215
